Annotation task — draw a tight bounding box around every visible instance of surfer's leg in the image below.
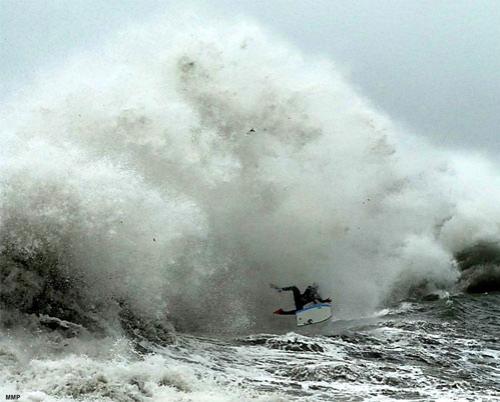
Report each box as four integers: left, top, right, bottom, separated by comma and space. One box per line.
281, 286, 304, 310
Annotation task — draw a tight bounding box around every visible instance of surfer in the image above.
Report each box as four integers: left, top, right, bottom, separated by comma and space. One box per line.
271, 283, 331, 315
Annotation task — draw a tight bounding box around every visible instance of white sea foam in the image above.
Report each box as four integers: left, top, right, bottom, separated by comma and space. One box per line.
1, 10, 500, 335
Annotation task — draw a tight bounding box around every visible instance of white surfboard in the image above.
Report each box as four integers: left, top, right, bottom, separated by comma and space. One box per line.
296, 303, 332, 326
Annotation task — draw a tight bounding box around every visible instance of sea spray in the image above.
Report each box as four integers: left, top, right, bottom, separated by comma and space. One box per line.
1, 13, 499, 336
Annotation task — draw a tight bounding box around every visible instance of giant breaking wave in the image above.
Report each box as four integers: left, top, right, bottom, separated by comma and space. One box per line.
1, 13, 500, 340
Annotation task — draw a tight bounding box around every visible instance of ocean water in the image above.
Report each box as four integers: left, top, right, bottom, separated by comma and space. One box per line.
2, 293, 499, 401
1, 12, 499, 401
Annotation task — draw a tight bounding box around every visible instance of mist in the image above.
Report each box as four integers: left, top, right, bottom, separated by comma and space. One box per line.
1, 11, 500, 335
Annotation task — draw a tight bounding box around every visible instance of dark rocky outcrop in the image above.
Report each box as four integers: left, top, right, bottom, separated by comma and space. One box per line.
455, 242, 500, 293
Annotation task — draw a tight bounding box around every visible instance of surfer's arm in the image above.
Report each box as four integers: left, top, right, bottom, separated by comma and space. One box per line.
313, 293, 331, 303
311, 290, 331, 303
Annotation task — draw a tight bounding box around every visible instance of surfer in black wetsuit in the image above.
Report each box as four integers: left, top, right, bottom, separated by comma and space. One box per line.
271, 283, 331, 315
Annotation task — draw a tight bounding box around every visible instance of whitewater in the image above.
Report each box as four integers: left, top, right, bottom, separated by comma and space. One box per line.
1, 12, 499, 401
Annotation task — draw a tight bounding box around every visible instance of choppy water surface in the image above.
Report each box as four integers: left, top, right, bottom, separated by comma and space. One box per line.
2, 293, 498, 401
157, 293, 499, 401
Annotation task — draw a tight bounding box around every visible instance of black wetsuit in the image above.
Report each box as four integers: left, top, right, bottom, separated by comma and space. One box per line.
279, 286, 329, 315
